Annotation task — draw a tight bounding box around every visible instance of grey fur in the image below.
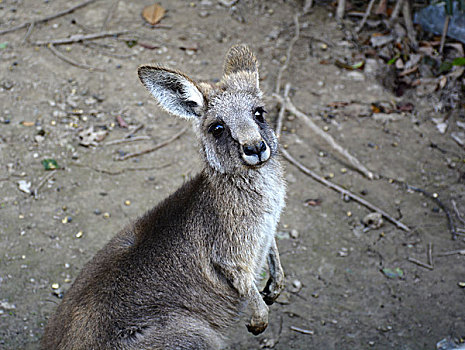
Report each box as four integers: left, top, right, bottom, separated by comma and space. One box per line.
41, 45, 286, 350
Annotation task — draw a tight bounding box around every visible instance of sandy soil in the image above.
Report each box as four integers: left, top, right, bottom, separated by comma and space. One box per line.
0, 1, 464, 349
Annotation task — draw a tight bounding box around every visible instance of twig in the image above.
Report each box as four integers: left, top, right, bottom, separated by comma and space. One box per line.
451, 200, 465, 225
33, 170, 57, 199
83, 42, 136, 58
105, 135, 150, 146
275, 14, 300, 94
125, 124, 144, 138
355, 0, 376, 33
303, 0, 313, 14
34, 30, 130, 46
0, 0, 98, 36
388, 0, 404, 26
275, 83, 291, 140
407, 257, 434, 270
290, 326, 314, 335
402, 0, 418, 49
391, 180, 457, 240
72, 162, 171, 175
117, 127, 188, 161
435, 249, 465, 257
439, 15, 450, 55
218, 0, 239, 7
22, 21, 34, 43
280, 147, 410, 231
427, 242, 433, 267
274, 94, 375, 180
336, 0, 346, 21
48, 44, 104, 71
101, 0, 120, 31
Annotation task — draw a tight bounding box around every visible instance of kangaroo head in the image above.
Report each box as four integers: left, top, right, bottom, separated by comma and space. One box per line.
138, 45, 278, 174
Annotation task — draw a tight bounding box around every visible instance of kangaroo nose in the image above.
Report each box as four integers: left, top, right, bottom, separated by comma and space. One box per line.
241, 141, 270, 166
242, 141, 266, 156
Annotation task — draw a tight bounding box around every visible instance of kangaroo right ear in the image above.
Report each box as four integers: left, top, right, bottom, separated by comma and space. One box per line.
138, 66, 205, 119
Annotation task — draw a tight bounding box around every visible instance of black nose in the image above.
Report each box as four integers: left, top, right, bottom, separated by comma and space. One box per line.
242, 141, 267, 156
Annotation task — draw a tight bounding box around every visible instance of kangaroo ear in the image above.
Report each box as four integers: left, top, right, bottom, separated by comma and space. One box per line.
223, 45, 259, 89
138, 66, 205, 119
223, 45, 258, 76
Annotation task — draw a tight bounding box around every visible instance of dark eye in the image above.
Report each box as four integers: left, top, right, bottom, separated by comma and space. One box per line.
254, 107, 266, 123
208, 123, 224, 138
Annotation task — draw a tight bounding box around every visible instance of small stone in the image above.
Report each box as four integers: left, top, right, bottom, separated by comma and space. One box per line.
327, 173, 334, 179
51, 283, 60, 290
34, 135, 45, 143
362, 212, 383, 229
290, 279, 302, 293
340, 168, 347, 173
62, 216, 72, 224
432, 193, 438, 198
311, 292, 319, 298
323, 126, 329, 131
347, 211, 352, 217
103, 212, 111, 219
75, 231, 83, 238
94, 209, 101, 215
124, 200, 131, 206
458, 282, 465, 288
289, 229, 299, 239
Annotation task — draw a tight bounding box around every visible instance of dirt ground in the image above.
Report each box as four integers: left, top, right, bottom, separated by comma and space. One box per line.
1, 0, 464, 349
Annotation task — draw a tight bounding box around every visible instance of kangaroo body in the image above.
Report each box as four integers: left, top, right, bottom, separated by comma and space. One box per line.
42, 46, 286, 350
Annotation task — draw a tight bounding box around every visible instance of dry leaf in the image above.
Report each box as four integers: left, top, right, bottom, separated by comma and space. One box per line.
142, 3, 165, 25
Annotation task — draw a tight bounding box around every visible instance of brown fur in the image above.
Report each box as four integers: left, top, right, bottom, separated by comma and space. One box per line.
41, 45, 286, 350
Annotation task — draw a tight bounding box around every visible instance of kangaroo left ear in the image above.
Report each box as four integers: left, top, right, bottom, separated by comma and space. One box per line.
138, 65, 205, 120
223, 45, 259, 90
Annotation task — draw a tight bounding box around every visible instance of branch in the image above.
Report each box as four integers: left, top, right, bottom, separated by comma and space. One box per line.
355, 0, 376, 33
275, 14, 300, 94
0, 0, 98, 36
33, 30, 130, 46
275, 83, 291, 140
274, 93, 375, 180
116, 127, 188, 161
280, 148, 410, 231
48, 44, 104, 71
336, 0, 346, 21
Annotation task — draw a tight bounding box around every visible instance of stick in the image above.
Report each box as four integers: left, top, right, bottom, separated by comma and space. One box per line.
391, 180, 457, 240
290, 326, 314, 335
275, 83, 291, 140
48, 44, 104, 71
117, 127, 188, 161
105, 136, 150, 146
274, 94, 375, 180
22, 21, 35, 43
427, 243, 433, 267
407, 257, 434, 270
34, 30, 130, 46
33, 170, 57, 199
101, 0, 120, 31
0, 0, 98, 36
355, 0, 376, 33
451, 200, 465, 225
439, 15, 451, 55
402, 0, 418, 49
388, 0, 404, 26
218, 0, 239, 7
336, 0, 346, 21
303, 0, 313, 13
275, 14, 300, 94
435, 249, 465, 257
125, 124, 144, 138
280, 148, 410, 231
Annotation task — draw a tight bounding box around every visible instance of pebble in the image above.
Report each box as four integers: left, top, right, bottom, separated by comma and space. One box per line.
458, 282, 465, 288
62, 216, 72, 224
289, 229, 299, 239
103, 212, 111, 219
51, 283, 60, 290
124, 200, 131, 206
94, 209, 101, 215
75, 231, 83, 238
290, 279, 302, 293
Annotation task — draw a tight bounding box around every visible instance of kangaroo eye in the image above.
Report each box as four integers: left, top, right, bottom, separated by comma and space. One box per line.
254, 107, 266, 123
208, 123, 224, 138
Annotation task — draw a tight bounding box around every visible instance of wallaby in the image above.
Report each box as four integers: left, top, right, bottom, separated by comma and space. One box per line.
41, 45, 286, 350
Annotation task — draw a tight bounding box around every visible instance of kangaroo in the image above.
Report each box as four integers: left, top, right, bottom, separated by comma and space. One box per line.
41, 45, 286, 350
